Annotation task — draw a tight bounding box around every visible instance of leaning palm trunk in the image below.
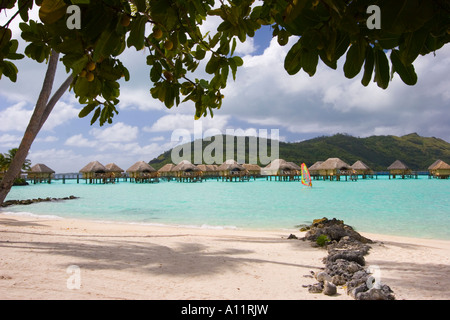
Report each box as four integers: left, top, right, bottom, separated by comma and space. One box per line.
0, 50, 73, 205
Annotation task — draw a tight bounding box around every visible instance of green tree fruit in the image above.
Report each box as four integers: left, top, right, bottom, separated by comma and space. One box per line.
86, 62, 96, 71
164, 40, 173, 50
153, 28, 163, 40
121, 15, 131, 27
86, 72, 94, 82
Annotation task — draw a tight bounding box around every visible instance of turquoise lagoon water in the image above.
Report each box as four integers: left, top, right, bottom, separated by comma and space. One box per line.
1, 176, 449, 240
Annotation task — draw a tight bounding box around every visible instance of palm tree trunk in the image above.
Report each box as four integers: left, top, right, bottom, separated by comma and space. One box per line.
0, 50, 73, 205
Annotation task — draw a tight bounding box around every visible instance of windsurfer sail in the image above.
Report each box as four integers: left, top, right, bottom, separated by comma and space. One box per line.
301, 163, 312, 187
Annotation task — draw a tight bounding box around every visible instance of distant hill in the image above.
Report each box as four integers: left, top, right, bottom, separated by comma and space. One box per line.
149, 133, 450, 171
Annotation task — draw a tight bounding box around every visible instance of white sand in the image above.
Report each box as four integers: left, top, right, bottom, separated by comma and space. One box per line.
0, 213, 449, 300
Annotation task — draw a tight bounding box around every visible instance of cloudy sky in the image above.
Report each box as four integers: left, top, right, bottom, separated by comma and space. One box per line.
1, 6, 449, 173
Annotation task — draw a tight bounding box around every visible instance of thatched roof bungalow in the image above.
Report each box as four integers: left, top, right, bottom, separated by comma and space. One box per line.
242, 164, 261, 176
387, 160, 412, 178
217, 160, 247, 177
126, 161, 157, 181
261, 159, 299, 176
172, 160, 201, 178
287, 162, 301, 171
308, 161, 323, 176
157, 163, 175, 177
428, 160, 450, 178
196, 164, 218, 177
28, 163, 55, 183
105, 163, 124, 178
80, 161, 107, 179
317, 158, 351, 176
351, 160, 373, 176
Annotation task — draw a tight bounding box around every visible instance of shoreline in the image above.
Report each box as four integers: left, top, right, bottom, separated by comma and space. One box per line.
0, 213, 449, 300
2, 209, 449, 242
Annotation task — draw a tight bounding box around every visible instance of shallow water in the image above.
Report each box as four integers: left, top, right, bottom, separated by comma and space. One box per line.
2, 176, 449, 240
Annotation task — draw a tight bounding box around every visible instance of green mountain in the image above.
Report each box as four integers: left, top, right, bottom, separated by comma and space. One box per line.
149, 133, 450, 171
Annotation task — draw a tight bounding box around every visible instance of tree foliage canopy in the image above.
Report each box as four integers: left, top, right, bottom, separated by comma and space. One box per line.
0, 148, 31, 172
1, 0, 449, 126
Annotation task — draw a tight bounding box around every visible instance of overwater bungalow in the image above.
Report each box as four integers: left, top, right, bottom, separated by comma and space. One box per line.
126, 161, 158, 183
351, 160, 373, 178
428, 159, 450, 179
308, 161, 323, 179
317, 158, 352, 181
172, 160, 202, 182
80, 161, 108, 183
242, 164, 261, 179
217, 160, 248, 181
262, 159, 300, 181
287, 162, 302, 172
105, 163, 124, 182
387, 160, 413, 179
196, 164, 218, 178
28, 163, 55, 184
158, 163, 176, 179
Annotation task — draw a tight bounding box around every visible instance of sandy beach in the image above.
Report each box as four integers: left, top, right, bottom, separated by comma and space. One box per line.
0, 213, 449, 300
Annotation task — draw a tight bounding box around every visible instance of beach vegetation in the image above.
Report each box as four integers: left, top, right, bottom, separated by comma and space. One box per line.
0, 0, 449, 205
0, 148, 31, 173
316, 234, 330, 247
0, 148, 31, 186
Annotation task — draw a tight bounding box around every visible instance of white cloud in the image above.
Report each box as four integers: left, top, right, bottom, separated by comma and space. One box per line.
0, 133, 22, 148
0, 102, 32, 132
217, 37, 450, 141
0, 98, 80, 133
150, 136, 165, 141
35, 135, 59, 143
90, 122, 139, 142
42, 100, 80, 131
27, 148, 85, 173
144, 113, 230, 134
118, 88, 165, 111
235, 37, 257, 55
65, 134, 93, 148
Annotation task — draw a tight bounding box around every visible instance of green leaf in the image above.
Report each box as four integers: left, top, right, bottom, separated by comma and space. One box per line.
5, 40, 24, 60
38, 0, 67, 25
230, 38, 237, 56
283, 0, 308, 24
205, 55, 220, 74
90, 107, 101, 125
232, 56, 243, 67
0, 60, 18, 82
78, 102, 98, 118
74, 76, 102, 99
284, 40, 302, 75
0, 28, 12, 49
127, 15, 147, 50
343, 39, 366, 79
361, 46, 374, 87
62, 53, 89, 76
399, 28, 428, 65
199, 79, 209, 89
150, 62, 162, 82
374, 48, 390, 89
300, 49, 318, 77
217, 21, 232, 32
390, 49, 417, 86
94, 28, 118, 61
194, 46, 206, 60
277, 29, 289, 46
164, 83, 175, 108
